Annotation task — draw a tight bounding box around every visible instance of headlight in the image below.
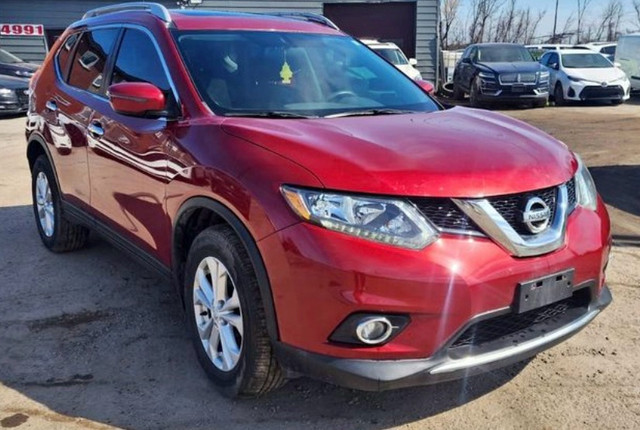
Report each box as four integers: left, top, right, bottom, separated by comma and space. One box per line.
15, 70, 33, 77
281, 186, 439, 249
567, 75, 582, 82
611, 75, 629, 84
539, 71, 550, 79
478, 72, 495, 80
0, 88, 15, 98
574, 154, 598, 211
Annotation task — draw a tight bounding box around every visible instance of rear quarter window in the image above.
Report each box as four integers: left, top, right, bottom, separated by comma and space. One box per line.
55, 33, 80, 80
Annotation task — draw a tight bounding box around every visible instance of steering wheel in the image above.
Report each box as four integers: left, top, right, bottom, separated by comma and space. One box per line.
328, 90, 358, 102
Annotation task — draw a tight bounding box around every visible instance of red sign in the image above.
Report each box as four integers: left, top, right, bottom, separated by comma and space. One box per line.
0, 24, 44, 36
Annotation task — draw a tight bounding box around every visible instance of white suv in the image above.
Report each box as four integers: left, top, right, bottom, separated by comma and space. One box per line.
361, 39, 422, 80
540, 49, 630, 105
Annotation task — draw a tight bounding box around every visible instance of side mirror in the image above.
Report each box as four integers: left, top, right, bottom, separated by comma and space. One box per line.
409, 58, 418, 66
614, 61, 621, 68
416, 79, 435, 95
461, 57, 471, 64
108, 82, 166, 117
549, 62, 559, 70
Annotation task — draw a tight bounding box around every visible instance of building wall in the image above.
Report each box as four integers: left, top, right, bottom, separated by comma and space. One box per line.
0, 0, 439, 81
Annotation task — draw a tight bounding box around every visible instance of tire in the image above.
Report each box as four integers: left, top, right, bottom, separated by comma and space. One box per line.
469, 78, 482, 107
184, 225, 284, 398
31, 155, 89, 252
452, 80, 465, 101
554, 84, 566, 106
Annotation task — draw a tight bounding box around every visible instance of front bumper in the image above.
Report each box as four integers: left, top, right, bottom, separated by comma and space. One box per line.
0, 98, 28, 114
275, 285, 611, 391
565, 81, 630, 101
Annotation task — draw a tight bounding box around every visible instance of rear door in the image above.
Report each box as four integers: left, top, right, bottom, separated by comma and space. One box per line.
42, 29, 119, 209
87, 27, 179, 257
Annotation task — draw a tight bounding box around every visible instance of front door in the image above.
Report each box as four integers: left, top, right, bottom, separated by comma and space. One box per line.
87, 27, 179, 258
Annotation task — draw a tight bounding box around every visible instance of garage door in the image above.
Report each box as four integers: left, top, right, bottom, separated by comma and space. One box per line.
323, 1, 417, 58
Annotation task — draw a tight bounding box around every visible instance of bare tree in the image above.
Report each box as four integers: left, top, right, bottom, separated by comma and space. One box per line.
468, 0, 503, 43
633, 0, 640, 30
441, 0, 461, 50
576, 0, 593, 43
595, 0, 624, 41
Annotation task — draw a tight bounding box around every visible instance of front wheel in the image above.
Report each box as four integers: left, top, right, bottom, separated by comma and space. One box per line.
469, 78, 482, 107
452, 80, 465, 100
184, 225, 285, 398
31, 156, 89, 252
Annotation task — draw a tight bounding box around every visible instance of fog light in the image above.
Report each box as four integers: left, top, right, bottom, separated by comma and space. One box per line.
329, 313, 410, 346
356, 317, 393, 345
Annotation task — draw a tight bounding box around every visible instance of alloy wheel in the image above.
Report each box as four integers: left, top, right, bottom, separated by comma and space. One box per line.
192, 256, 243, 372
35, 172, 54, 237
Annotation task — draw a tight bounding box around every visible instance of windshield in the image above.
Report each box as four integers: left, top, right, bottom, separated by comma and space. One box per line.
477, 46, 534, 63
562, 53, 613, 68
173, 31, 438, 118
0, 49, 23, 64
374, 48, 408, 65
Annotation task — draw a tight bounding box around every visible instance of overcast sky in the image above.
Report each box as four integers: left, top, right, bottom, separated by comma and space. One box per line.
458, 0, 639, 38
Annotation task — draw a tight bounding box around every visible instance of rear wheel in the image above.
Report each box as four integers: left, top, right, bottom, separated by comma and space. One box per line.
184, 225, 285, 398
554, 84, 566, 106
31, 156, 89, 252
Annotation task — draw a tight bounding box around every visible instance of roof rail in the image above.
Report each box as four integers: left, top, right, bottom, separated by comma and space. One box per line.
82, 2, 172, 23
267, 12, 339, 30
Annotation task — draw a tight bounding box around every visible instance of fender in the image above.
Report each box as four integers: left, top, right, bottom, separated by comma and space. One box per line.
172, 196, 280, 341
26, 132, 62, 192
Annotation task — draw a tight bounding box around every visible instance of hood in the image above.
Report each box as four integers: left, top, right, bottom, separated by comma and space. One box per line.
221, 107, 576, 198
0, 74, 30, 89
566, 67, 626, 83
477, 61, 543, 74
0, 62, 39, 76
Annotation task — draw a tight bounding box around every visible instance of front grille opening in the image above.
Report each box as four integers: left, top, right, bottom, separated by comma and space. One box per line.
449, 287, 591, 351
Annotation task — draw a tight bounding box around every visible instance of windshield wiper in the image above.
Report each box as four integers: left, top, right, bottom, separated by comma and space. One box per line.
224, 111, 316, 119
324, 108, 415, 118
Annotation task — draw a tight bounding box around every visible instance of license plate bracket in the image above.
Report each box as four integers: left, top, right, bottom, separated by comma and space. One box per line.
515, 269, 574, 313
511, 84, 525, 93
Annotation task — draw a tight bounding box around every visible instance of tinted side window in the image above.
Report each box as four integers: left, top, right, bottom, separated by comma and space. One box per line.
601, 46, 615, 55
111, 29, 170, 94
68, 29, 119, 95
56, 33, 80, 80
539, 53, 550, 65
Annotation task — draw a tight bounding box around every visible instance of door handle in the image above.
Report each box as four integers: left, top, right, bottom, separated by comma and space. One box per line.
45, 100, 57, 112
88, 122, 104, 138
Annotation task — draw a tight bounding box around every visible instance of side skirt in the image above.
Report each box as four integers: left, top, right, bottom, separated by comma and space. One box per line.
62, 201, 172, 280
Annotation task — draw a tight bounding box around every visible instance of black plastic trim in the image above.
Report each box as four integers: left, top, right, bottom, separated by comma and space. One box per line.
61, 201, 171, 279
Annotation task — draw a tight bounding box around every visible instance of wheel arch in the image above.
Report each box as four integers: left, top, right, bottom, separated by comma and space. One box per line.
172, 196, 279, 341
26, 133, 60, 189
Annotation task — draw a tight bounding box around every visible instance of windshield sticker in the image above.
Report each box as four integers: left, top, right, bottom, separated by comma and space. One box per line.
280, 60, 293, 84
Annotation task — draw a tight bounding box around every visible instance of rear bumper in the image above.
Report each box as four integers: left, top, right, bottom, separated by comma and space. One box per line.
275, 285, 612, 391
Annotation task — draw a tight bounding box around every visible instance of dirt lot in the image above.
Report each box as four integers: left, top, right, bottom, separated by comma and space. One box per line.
1, 100, 639, 430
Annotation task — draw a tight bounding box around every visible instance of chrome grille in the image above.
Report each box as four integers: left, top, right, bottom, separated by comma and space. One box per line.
411, 180, 574, 237
499, 72, 537, 84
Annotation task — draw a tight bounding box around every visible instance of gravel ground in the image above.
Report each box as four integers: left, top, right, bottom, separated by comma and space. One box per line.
0, 99, 639, 429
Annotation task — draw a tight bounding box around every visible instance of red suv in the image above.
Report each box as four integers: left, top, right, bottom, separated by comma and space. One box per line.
26, 3, 612, 397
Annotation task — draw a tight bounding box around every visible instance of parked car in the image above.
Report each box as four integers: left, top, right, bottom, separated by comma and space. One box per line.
615, 34, 640, 91
525, 44, 586, 61
361, 39, 422, 80
0, 74, 29, 115
540, 49, 630, 105
577, 42, 617, 62
0, 48, 39, 79
27, 3, 612, 397
453, 43, 549, 107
